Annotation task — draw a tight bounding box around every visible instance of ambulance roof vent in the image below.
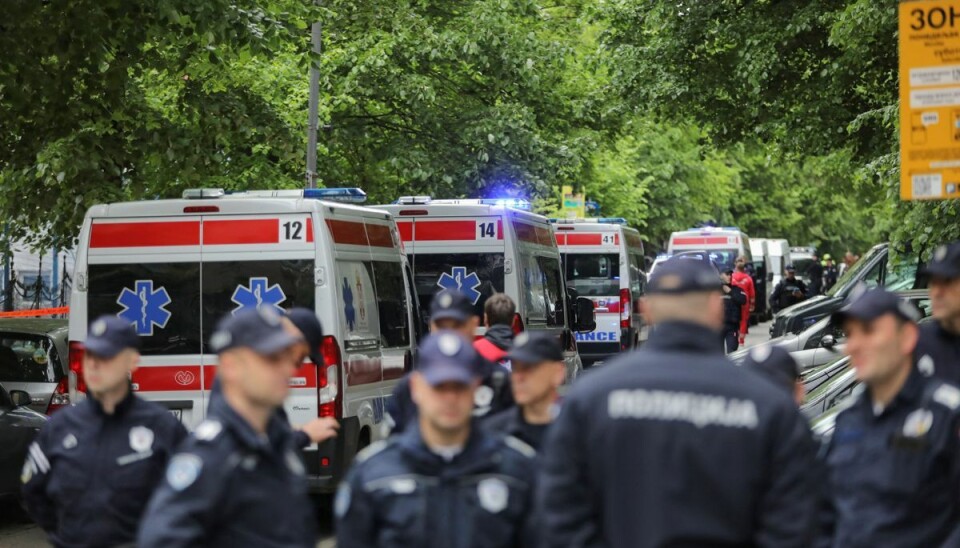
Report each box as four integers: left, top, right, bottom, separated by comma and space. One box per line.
182, 188, 225, 199
396, 196, 432, 205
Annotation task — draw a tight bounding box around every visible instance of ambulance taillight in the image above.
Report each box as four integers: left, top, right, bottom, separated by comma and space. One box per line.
62, 341, 87, 411
319, 336, 343, 419
620, 289, 631, 329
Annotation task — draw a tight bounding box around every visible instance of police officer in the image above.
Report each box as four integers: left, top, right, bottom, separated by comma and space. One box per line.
742, 345, 805, 405
336, 330, 537, 547
285, 308, 340, 446
721, 268, 747, 353
771, 264, 808, 312
21, 315, 187, 548
807, 253, 824, 296
484, 332, 565, 451
538, 257, 818, 548
138, 308, 316, 547
386, 289, 514, 434
914, 241, 960, 386
819, 288, 960, 547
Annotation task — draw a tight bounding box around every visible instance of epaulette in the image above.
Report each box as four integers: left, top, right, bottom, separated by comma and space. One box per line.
932, 384, 960, 411
355, 439, 391, 464
503, 435, 536, 459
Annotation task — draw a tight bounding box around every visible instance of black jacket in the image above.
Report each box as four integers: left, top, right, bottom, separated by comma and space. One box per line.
484, 406, 552, 452
138, 395, 316, 547
819, 370, 960, 547
336, 420, 537, 548
538, 322, 819, 548
21, 391, 186, 548
914, 320, 960, 387
722, 284, 747, 329
771, 277, 808, 312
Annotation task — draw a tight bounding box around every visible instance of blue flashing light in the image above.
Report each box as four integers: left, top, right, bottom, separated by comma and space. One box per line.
482, 198, 531, 210
304, 187, 367, 203
597, 218, 627, 224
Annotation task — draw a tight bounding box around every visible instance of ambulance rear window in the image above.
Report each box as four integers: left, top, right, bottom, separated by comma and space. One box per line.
562, 253, 620, 297
411, 253, 506, 322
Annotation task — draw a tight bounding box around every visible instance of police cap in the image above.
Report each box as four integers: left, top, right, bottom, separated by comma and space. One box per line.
85, 315, 141, 358
831, 287, 921, 325
416, 331, 481, 386
507, 331, 563, 365
924, 241, 960, 279
742, 345, 800, 395
286, 307, 324, 364
647, 256, 723, 295
430, 289, 475, 323
210, 308, 303, 356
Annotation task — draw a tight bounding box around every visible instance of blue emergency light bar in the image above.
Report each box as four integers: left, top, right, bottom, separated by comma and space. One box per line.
597, 218, 627, 224
686, 226, 740, 232
482, 198, 531, 210
303, 187, 367, 203
548, 217, 627, 224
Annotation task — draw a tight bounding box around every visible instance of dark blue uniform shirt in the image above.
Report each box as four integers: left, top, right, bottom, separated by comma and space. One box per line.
914, 320, 960, 387
21, 390, 187, 548
483, 405, 551, 452
819, 369, 960, 547
336, 420, 537, 548
138, 395, 316, 547
538, 321, 819, 548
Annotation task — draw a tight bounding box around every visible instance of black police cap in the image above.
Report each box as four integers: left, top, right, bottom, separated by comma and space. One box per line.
647, 256, 722, 295
210, 308, 303, 356
831, 286, 921, 325
85, 315, 141, 358
507, 331, 564, 365
430, 289, 475, 323
287, 308, 324, 363
742, 345, 800, 395
925, 241, 960, 279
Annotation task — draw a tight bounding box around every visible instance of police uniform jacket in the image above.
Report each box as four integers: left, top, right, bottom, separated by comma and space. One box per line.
336, 420, 537, 548
21, 390, 187, 548
914, 320, 960, 387
819, 369, 960, 547
538, 321, 819, 548
137, 394, 316, 548
483, 405, 552, 452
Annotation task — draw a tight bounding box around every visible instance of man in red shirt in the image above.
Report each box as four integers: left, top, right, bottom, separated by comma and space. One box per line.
731, 256, 755, 346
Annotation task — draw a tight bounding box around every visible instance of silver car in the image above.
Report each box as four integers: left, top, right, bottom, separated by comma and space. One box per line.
733, 289, 931, 371
0, 319, 70, 415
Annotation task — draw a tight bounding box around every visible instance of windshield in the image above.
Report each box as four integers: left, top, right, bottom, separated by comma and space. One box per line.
792, 257, 815, 277
805, 366, 854, 403
827, 245, 885, 297
0, 333, 62, 383
563, 253, 620, 296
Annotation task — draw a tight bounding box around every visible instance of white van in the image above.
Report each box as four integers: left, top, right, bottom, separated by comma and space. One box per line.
766, 239, 792, 290
68, 188, 417, 492
748, 238, 773, 321
374, 197, 595, 381
666, 227, 753, 271
551, 218, 646, 366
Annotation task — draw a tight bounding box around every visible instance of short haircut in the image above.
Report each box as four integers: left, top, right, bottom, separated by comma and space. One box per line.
484, 293, 516, 326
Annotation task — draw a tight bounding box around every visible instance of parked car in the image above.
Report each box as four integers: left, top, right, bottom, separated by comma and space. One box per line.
0, 383, 47, 501
770, 243, 925, 337
736, 289, 931, 370
0, 319, 70, 415
801, 356, 852, 396
801, 365, 858, 420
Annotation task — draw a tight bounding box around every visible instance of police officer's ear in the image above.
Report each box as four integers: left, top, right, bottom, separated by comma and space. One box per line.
898, 320, 920, 357
409, 372, 426, 405
549, 360, 566, 388
706, 292, 724, 328
639, 297, 655, 326
125, 349, 141, 375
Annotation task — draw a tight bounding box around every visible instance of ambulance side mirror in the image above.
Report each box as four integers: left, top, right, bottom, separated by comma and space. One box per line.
574, 297, 596, 333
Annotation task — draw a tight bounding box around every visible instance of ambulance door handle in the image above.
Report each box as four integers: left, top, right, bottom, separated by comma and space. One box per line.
314, 267, 326, 286
595, 307, 609, 313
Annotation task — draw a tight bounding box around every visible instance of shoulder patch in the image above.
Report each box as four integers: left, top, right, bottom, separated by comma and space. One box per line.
166, 453, 203, 491
503, 435, 536, 459
933, 384, 960, 411
355, 440, 390, 464
194, 420, 223, 442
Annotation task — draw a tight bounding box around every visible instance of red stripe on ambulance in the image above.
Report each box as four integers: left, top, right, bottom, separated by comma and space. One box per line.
672, 236, 729, 246
204, 219, 279, 245
90, 221, 201, 248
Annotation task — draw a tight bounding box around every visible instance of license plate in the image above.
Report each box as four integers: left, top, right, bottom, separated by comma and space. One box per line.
169, 409, 182, 422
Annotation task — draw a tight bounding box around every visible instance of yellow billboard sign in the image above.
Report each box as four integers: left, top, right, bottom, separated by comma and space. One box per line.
899, 0, 960, 200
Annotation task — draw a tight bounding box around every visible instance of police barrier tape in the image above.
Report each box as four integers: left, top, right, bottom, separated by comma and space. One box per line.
0, 307, 69, 318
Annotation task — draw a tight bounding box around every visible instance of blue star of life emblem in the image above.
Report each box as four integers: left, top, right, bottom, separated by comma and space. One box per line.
117, 280, 172, 336
436, 267, 482, 304
231, 277, 287, 316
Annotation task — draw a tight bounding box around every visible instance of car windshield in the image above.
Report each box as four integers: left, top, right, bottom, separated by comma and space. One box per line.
0, 332, 62, 383
827, 245, 885, 297
562, 253, 620, 296
792, 257, 815, 277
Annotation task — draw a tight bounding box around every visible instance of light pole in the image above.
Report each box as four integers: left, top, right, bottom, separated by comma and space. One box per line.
306, 7, 322, 189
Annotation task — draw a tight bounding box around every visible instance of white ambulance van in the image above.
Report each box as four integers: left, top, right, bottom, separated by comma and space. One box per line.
666, 226, 753, 271
68, 188, 416, 492
551, 218, 646, 366
373, 197, 595, 381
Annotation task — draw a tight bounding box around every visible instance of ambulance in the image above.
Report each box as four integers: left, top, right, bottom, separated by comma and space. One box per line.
67, 188, 417, 492
666, 226, 754, 271
373, 197, 596, 381
551, 218, 647, 366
